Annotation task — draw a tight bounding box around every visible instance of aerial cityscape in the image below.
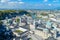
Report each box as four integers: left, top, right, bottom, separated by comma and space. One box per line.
0, 0, 60, 40
0, 10, 60, 40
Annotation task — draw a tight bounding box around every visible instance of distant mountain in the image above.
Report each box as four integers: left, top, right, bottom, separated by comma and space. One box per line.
54, 7, 60, 10
0, 7, 60, 10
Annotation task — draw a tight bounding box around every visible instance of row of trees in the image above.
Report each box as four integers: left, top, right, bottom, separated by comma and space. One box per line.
0, 10, 31, 20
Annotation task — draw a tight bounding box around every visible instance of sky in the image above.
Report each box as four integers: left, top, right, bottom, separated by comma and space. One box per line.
0, 0, 60, 10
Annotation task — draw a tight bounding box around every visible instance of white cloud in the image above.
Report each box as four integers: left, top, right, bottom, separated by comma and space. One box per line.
8, 2, 18, 4
19, 2, 24, 4
44, 0, 48, 2
0, 0, 24, 9
8, 1, 24, 4
0, 0, 9, 2
0, 0, 22, 3
7, 1, 24, 7
48, 4, 52, 6
53, 0, 59, 2
0, 0, 6, 2
8, 2, 17, 6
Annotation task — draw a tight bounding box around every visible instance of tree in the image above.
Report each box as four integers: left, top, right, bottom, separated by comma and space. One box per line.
16, 18, 20, 23
0, 21, 14, 40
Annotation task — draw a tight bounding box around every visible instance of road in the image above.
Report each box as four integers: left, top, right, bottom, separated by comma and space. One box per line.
28, 33, 44, 40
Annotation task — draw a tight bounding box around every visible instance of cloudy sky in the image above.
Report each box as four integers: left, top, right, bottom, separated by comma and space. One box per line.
0, 0, 60, 9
